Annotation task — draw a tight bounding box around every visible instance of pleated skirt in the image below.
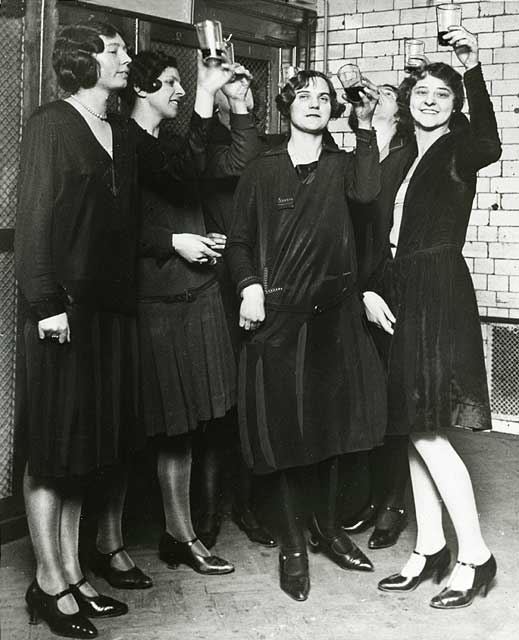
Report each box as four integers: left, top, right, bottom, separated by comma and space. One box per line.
138, 281, 236, 437
19, 305, 143, 479
238, 294, 387, 475
383, 246, 492, 435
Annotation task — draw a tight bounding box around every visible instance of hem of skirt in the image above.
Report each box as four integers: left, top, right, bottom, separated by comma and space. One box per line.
246, 439, 385, 475
25, 456, 140, 480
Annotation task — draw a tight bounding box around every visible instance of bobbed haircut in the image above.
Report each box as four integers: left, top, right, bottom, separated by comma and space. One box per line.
397, 62, 465, 135
276, 70, 345, 120
53, 21, 124, 93
122, 50, 179, 107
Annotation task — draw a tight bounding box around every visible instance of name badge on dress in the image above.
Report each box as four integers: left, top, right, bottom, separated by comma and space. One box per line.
276, 196, 295, 210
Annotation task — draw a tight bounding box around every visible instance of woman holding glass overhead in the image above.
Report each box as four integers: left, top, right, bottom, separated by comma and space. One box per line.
227, 69, 386, 601
364, 27, 501, 608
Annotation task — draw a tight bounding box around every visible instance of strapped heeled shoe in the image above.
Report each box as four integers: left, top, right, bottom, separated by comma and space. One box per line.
368, 506, 408, 549
341, 504, 377, 534
69, 577, 128, 618
231, 508, 277, 548
308, 516, 373, 572
430, 555, 497, 609
25, 579, 98, 638
159, 533, 234, 575
90, 546, 153, 590
279, 550, 310, 602
378, 546, 451, 592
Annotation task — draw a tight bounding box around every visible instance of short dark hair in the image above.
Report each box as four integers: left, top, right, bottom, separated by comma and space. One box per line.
122, 50, 178, 107
276, 70, 345, 120
397, 62, 465, 135
53, 21, 124, 93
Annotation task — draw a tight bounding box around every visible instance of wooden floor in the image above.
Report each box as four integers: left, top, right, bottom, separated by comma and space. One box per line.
1, 429, 518, 640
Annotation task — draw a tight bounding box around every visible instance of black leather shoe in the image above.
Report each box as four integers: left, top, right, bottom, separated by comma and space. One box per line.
70, 577, 128, 618
309, 516, 373, 572
91, 547, 153, 590
159, 533, 234, 575
368, 507, 408, 549
194, 514, 222, 550
341, 504, 377, 533
232, 510, 277, 547
430, 555, 497, 609
279, 551, 310, 602
378, 546, 451, 592
25, 579, 98, 638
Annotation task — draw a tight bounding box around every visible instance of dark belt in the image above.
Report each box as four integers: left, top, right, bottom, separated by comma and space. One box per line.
138, 276, 217, 304
265, 284, 357, 316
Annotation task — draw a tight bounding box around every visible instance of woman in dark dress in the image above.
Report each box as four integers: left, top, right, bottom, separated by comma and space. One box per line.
227, 70, 387, 601
15, 22, 138, 639
126, 51, 257, 574
367, 28, 501, 609
341, 84, 411, 549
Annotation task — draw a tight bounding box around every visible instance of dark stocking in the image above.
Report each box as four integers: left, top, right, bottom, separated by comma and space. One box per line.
274, 468, 307, 552
370, 436, 410, 528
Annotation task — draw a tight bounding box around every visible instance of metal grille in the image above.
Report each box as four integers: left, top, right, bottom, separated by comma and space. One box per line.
235, 54, 270, 135
0, 253, 17, 499
0, 13, 24, 227
487, 323, 519, 421
0, 9, 23, 499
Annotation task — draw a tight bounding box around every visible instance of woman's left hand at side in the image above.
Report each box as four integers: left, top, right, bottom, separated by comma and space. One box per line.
351, 77, 379, 129
444, 26, 479, 70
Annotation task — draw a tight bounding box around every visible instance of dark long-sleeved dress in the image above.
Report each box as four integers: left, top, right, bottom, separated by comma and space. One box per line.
15, 101, 211, 478
226, 131, 387, 475
366, 64, 501, 435
135, 113, 260, 437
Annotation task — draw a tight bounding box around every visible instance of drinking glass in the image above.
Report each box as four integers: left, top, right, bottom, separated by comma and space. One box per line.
404, 39, 426, 72
337, 63, 364, 103
195, 20, 226, 63
436, 4, 462, 47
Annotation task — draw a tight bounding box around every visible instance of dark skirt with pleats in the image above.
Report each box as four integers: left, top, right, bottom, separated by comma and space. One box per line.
383, 246, 492, 435
238, 294, 387, 475
138, 281, 236, 437
19, 305, 143, 479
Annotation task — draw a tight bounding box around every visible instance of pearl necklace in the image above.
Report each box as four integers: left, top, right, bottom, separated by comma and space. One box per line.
69, 95, 108, 121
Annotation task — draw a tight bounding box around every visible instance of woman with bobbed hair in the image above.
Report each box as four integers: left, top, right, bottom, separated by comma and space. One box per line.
226, 69, 386, 601
363, 28, 501, 609
124, 49, 256, 576
15, 20, 232, 638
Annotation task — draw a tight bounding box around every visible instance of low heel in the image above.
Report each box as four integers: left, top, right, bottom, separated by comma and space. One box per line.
308, 537, 320, 552
435, 557, 451, 584
28, 606, 39, 625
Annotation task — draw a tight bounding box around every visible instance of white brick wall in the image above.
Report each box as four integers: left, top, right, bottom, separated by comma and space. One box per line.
314, 0, 519, 318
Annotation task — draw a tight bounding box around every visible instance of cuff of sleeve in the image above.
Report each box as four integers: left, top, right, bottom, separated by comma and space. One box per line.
32, 299, 66, 321
356, 128, 377, 147
463, 62, 484, 89
229, 113, 255, 129
192, 112, 213, 130
237, 275, 261, 296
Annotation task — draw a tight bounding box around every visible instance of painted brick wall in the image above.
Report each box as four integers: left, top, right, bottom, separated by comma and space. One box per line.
312, 0, 519, 319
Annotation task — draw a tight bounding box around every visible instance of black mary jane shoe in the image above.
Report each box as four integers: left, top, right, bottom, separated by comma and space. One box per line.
308, 516, 373, 572
232, 509, 277, 548
70, 577, 128, 618
368, 506, 408, 550
91, 546, 153, 590
341, 504, 378, 534
194, 513, 222, 550
279, 551, 310, 602
159, 533, 234, 575
378, 546, 451, 592
25, 579, 98, 639
430, 555, 497, 609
